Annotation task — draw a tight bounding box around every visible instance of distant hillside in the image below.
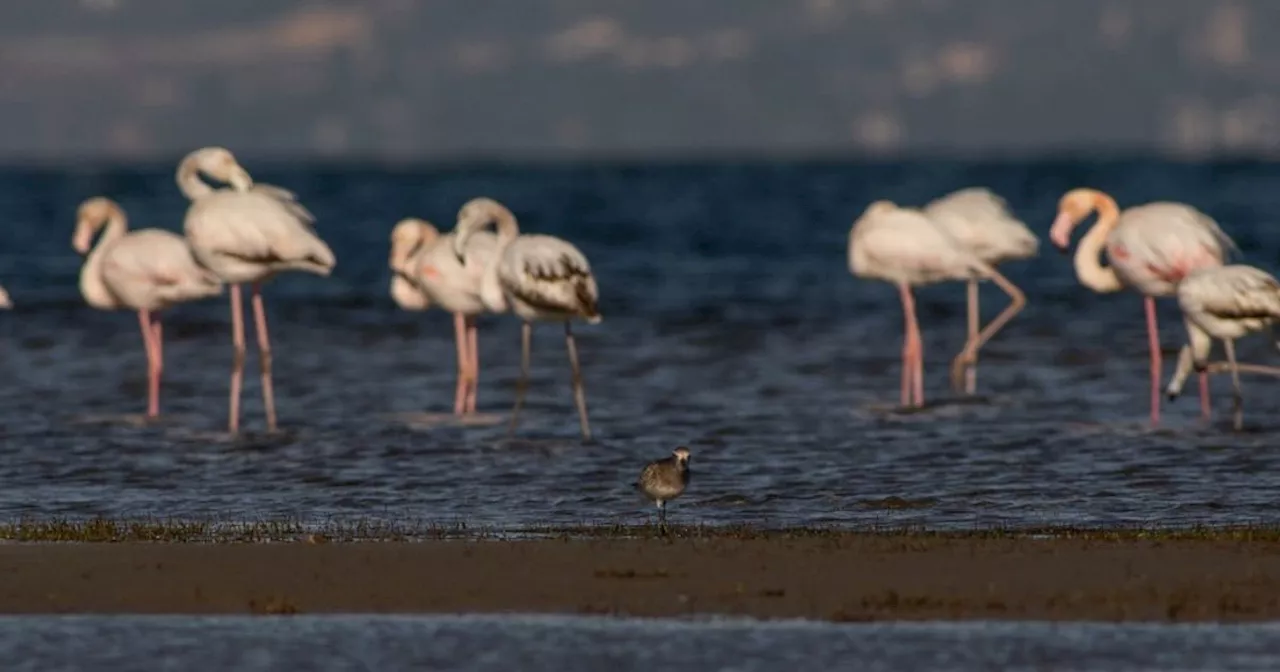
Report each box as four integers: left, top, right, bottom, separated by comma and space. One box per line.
1, 0, 1277, 161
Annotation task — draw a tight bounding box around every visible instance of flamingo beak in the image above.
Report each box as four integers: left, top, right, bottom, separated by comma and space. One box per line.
72, 223, 93, 255
228, 166, 254, 192
1049, 212, 1074, 254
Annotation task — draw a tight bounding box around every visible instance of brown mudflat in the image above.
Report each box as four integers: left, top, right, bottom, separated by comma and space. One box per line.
2, 533, 1279, 620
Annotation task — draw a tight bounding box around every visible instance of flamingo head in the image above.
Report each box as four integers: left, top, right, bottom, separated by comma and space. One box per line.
192, 147, 253, 192
73, 196, 120, 254
862, 200, 898, 218
388, 218, 438, 272
1050, 188, 1102, 252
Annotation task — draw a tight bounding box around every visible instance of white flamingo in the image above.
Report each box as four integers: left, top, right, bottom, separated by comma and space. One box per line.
1166, 265, 1280, 430
924, 187, 1038, 394
849, 201, 1026, 408
73, 196, 223, 418
177, 147, 335, 434
451, 197, 601, 440
1050, 188, 1235, 426
389, 217, 500, 415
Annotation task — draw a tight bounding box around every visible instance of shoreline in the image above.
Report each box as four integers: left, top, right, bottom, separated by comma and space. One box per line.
0, 533, 1277, 620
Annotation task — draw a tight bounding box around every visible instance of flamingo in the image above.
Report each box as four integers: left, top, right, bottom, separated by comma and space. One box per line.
389, 217, 500, 415
848, 201, 1026, 408
1050, 188, 1235, 426
1166, 265, 1280, 430
72, 197, 223, 418
451, 197, 601, 440
923, 187, 1039, 394
177, 147, 335, 434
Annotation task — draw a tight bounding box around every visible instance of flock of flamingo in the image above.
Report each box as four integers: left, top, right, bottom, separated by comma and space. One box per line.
852, 187, 1280, 431
0, 150, 1275, 436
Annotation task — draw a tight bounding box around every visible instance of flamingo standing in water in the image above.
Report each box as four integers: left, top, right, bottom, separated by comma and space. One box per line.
1050, 188, 1235, 426
848, 201, 1026, 408
73, 197, 223, 418
924, 187, 1038, 394
178, 147, 335, 434
451, 197, 601, 440
389, 217, 500, 415
1166, 265, 1280, 430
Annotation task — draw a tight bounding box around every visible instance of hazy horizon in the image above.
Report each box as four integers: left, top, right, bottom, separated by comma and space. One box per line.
3, 0, 1278, 162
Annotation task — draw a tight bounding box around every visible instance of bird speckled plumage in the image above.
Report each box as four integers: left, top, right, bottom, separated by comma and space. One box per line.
637, 447, 691, 525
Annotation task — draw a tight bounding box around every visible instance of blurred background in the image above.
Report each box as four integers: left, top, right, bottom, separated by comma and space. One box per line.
2, 0, 1280, 527
3, 0, 1278, 162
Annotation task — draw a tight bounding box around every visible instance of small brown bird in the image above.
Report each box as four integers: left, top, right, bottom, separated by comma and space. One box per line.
637, 447, 691, 527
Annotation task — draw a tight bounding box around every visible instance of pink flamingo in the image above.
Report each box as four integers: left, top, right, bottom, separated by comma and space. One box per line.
924, 188, 1039, 394
178, 147, 336, 434
73, 197, 223, 418
1167, 265, 1280, 430
389, 217, 500, 416
451, 197, 600, 440
1050, 188, 1235, 426
848, 201, 1026, 408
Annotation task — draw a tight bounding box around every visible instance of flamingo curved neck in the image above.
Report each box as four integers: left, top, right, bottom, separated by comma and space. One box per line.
1073, 194, 1124, 293
176, 157, 214, 200
79, 209, 128, 309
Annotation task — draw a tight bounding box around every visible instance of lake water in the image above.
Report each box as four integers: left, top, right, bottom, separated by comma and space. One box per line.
2, 614, 1278, 671
0, 159, 1278, 529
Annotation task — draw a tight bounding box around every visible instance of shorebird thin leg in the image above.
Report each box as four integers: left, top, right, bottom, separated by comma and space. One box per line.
564, 321, 592, 441
250, 282, 277, 433
138, 310, 161, 419
465, 315, 480, 414
1223, 339, 1244, 431
452, 312, 468, 416
952, 270, 1026, 395
229, 284, 245, 434
508, 321, 533, 436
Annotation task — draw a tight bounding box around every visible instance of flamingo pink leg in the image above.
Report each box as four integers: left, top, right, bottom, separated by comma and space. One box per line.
229, 284, 245, 434
1199, 371, 1212, 421
250, 282, 278, 433
451, 312, 468, 416
1144, 296, 1161, 425
465, 315, 480, 414
137, 310, 162, 418
898, 283, 924, 408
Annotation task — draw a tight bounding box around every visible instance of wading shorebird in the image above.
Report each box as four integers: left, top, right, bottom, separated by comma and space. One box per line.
637, 447, 691, 528
451, 197, 600, 440
390, 217, 501, 416
923, 187, 1039, 394
1050, 188, 1235, 426
0, 285, 10, 308
178, 147, 336, 435
1166, 265, 1280, 430
848, 201, 1026, 408
73, 197, 223, 419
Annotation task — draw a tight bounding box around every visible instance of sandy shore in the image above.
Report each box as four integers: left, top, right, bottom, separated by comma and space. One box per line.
0, 534, 1278, 620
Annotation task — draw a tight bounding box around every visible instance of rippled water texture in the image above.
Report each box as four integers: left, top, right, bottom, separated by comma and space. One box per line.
1, 159, 1279, 528
3, 615, 1279, 672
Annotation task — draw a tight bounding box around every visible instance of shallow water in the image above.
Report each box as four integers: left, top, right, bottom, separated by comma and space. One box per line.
2, 614, 1278, 671
1, 159, 1279, 529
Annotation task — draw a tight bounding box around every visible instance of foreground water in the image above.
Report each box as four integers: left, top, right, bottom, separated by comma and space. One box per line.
1, 614, 1277, 671
0, 159, 1279, 529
